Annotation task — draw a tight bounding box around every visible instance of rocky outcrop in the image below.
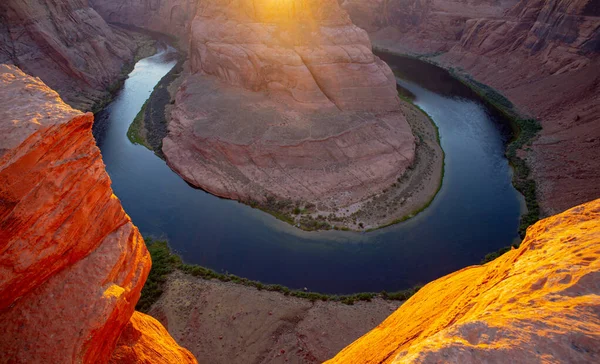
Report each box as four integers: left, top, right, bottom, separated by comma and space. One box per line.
341, 0, 600, 216
0, 0, 137, 110
90, 0, 198, 41
163, 0, 417, 212
0, 64, 195, 363
327, 198, 600, 363
109, 311, 198, 363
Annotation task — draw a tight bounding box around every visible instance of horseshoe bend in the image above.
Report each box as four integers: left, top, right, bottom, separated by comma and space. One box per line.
0, 0, 599, 363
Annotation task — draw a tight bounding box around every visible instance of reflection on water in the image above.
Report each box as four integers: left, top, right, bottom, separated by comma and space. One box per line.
93, 48, 522, 294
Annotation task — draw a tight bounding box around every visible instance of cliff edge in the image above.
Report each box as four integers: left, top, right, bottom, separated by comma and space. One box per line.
0, 64, 195, 363
327, 198, 600, 363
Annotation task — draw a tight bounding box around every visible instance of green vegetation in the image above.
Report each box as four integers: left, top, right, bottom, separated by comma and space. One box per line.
137, 238, 423, 311
448, 69, 542, 238
127, 100, 151, 148
136, 238, 183, 312
506, 118, 542, 236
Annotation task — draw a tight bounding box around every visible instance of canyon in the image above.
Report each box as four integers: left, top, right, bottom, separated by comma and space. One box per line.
0, 0, 151, 111
159, 0, 438, 229
0, 64, 195, 363
1, 0, 599, 363
341, 0, 600, 216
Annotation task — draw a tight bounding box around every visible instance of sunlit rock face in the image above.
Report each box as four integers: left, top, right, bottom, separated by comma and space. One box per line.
164, 0, 416, 209
0, 64, 195, 364
190, 0, 399, 111
328, 198, 600, 363
109, 311, 198, 363
341, 0, 600, 216
0, 0, 136, 111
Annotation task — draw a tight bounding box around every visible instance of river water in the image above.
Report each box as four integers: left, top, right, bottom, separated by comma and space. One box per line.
93, 47, 523, 294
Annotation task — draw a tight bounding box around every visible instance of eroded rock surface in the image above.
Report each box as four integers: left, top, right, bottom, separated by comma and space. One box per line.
90, 0, 198, 41
109, 311, 198, 363
0, 64, 195, 363
327, 198, 600, 363
164, 0, 417, 212
0, 0, 138, 111
341, 0, 600, 215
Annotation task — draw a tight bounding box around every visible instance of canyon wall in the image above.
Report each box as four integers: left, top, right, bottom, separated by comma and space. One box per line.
328, 198, 600, 363
89, 0, 198, 42
162, 0, 420, 215
0, 0, 139, 111
341, 0, 600, 216
0, 64, 195, 363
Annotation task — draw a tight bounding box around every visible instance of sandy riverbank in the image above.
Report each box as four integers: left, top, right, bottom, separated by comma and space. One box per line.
314, 98, 444, 231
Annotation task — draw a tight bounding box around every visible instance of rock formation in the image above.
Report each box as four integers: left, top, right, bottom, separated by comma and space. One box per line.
341, 0, 600, 216
109, 311, 198, 363
327, 198, 600, 363
90, 0, 198, 41
162, 0, 417, 211
0, 64, 195, 363
0, 0, 137, 110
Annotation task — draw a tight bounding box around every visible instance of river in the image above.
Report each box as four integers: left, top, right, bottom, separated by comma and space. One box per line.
93, 46, 523, 294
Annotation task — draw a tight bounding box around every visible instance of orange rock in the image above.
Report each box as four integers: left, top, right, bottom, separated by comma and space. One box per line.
110, 311, 198, 364
327, 199, 600, 363
0, 64, 195, 363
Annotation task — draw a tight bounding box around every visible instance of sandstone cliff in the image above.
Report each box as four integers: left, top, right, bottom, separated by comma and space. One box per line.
0, 0, 137, 111
341, 0, 600, 216
327, 198, 600, 363
90, 0, 198, 42
0, 64, 195, 363
162, 0, 422, 218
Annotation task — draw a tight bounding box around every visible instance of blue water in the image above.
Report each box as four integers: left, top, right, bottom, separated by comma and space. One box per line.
93, 48, 523, 294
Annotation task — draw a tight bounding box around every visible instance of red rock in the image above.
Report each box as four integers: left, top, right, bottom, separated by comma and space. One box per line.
162, 0, 416, 210
327, 199, 600, 363
341, 0, 600, 216
0, 0, 136, 110
90, 0, 198, 42
0, 64, 195, 363
189, 0, 399, 111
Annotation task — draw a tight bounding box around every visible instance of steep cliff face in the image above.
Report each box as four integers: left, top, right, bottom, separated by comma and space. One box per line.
0, 0, 136, 111
0, 64, 195, 363
89, 0, 198, 41
340, 0, 519, 50
328, 198, 600, 363
341, 0, 600, 216
189, 0, 400, 111
163, 0, 420, 215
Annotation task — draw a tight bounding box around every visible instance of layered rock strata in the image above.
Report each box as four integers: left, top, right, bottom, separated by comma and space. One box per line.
0, 0, 137, 110
327, 198, 600, 363
0, 64, 195, 363
163, 0, 417, 211
341, 0, 600, 215
90, 0, 198, 42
